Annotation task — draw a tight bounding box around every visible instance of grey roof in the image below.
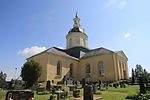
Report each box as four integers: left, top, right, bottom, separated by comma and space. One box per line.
65, 46, 89, 58
47, 47, 78, 60
69, 26, 84, 33
81, 47, 114, 59
27, 46, 127, 60
27, 47, 78, 60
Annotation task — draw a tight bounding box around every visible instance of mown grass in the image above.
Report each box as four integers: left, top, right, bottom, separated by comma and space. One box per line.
34, 92, 50, 100
99, 85, 139, 100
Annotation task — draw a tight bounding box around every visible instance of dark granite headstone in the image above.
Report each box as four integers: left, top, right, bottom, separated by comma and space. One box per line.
92, 84, 97, 94
63, 76, 67, 85
73, 89, 80, 98
83, 85, 93, 100
139, 77, 146, 94
82, 78, 86, 88
46, 80, 51, 91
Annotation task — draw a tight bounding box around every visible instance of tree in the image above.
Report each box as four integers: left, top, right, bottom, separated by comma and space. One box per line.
131, 68, 135, 84
21, 60, 42, 88
143, 69, 149, 86
0, 71, 7, 82
135, 64, 143, 78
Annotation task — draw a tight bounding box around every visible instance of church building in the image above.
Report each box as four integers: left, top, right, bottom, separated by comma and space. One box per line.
27, 14, 129, 82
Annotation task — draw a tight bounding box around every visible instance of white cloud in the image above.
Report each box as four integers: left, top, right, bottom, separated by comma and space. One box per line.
106, 0, 127, 10
124, 32, 131, 38
18, 46, 47, 57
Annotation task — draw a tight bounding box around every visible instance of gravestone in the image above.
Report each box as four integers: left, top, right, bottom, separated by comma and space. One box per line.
76, 81, 80, 86
67, 79, 73, 85
98, 80, 101, 90
139, 77, 146, 94
92, 84, 97, 94
82, 78, 86, 88
63, 76, 67, 85
72, 80, 75, 85
46, 80, 51, 91
51, 86, 56, 95
83, 85, 93, 100
73, 89, 80, 98
52, 80, 54, 84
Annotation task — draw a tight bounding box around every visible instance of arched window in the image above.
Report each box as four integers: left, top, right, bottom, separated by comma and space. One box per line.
70, 63, 73, 77
83, 39, 86, 47
98, 61, 104, 76
69, 38, 72, 47
86, 64, 91, 73
57, 61, 61, 75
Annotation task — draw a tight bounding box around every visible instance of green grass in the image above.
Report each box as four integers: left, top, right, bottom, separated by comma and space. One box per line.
108, 85, 139, 93
100, 91, 127, 100
34, 92, 51, 100
98, 85, 139, 100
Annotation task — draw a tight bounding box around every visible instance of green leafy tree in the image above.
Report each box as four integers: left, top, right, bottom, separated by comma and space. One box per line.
21, 60, 42, 88
135, 64, 144, 78
131, 68, 135, 84
147, 73, 150, 81
143, 69, 148, 86
0, 71, 7, 82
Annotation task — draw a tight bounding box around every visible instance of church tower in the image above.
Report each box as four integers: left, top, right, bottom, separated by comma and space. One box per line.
66, 13, 88, 49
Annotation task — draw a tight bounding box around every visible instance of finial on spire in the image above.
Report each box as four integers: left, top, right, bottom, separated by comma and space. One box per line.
75, 12, 78, 18
73, 12, 80, 27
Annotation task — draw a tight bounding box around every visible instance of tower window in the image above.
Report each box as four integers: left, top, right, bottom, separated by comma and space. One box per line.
83, 39, 86, 47
69, 38, 72, 47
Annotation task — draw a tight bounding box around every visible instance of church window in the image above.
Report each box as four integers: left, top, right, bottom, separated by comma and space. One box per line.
57, 61, 61, 75
83, 39, 86, 46
81, 38, 84, 46
69, 38, 72, 47
70, 63, 73, 77
86, 64, 91, 73
98, 61, 104, 76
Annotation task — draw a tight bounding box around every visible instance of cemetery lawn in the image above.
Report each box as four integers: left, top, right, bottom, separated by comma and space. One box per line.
0, 85, 139, 100
34, 85, 139, 100
99, 85, 139, 100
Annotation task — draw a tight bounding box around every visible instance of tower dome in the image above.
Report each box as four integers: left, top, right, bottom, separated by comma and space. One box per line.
66, 13, 88, 49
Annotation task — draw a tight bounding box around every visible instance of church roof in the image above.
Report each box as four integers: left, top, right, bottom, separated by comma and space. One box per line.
81, 47, 114, 59
46, 47, 78, 60
27, 47, 78, 60
69, 26, 84, 33
65, 46, 89, 58
52, 47, 114, 59
27, 46, 127, 60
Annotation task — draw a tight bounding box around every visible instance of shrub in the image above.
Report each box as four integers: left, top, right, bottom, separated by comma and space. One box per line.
137, 93, 150, 100
126, 92, 150, 100
126, 93, 138, 99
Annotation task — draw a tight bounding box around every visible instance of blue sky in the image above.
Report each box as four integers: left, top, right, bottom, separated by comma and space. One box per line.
0, 0, 150, 80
